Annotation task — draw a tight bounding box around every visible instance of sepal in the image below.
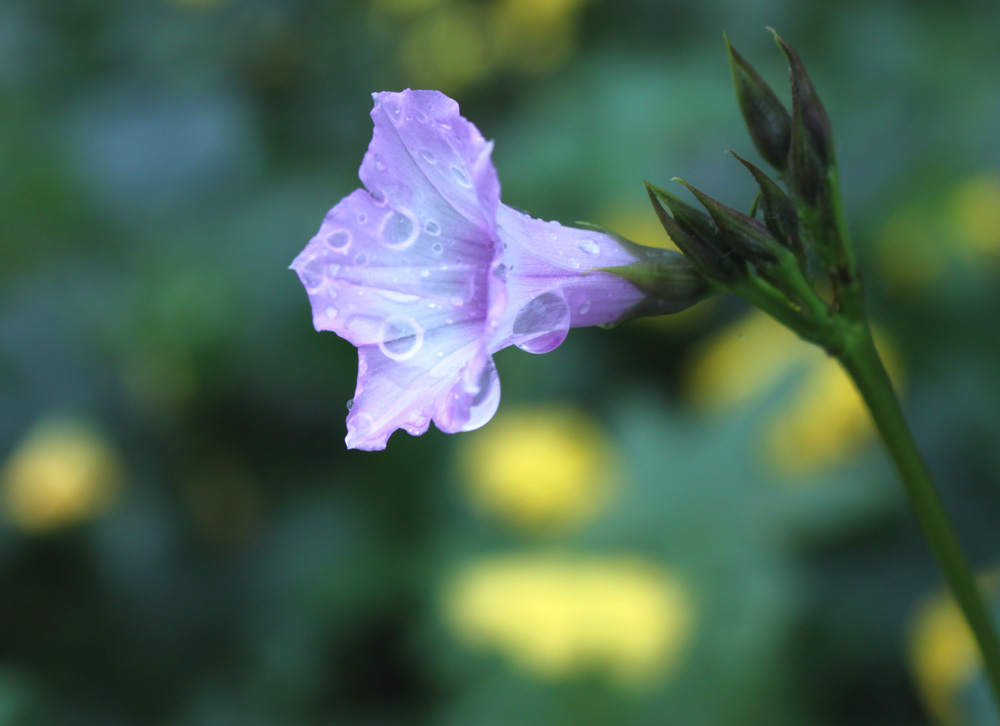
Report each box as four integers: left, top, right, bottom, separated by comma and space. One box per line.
725, 34, 792, 172
728, 151, 802, 256
601, 247, 714, 319
645, 182, 742, 282
674, 178, 783, 264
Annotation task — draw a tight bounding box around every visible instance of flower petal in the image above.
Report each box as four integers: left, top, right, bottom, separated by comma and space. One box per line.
345, 328, 500, 450
362, 90, 500, 233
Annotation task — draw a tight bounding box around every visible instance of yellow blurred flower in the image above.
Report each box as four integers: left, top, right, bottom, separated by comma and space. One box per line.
443, 553, 695, 687
489, 0, 589, 75
908, 576, 1000, 726
877, 171, 1000, 292
388, 0, 590, 93
398, 6, 491, 94
455, 406, 618, 533
686, 310, 806, 413
949, 173, 1000, 256
685, 310, 903, 477
1, 417, 124, 533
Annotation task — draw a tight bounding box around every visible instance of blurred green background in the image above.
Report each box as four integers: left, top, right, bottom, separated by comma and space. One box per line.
3, 0, 1000, 723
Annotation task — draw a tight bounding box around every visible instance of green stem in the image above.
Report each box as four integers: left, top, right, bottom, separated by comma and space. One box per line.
838, 325, 1000, 707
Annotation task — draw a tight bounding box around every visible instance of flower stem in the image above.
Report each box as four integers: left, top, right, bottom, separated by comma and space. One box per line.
838, 324, 1000, 709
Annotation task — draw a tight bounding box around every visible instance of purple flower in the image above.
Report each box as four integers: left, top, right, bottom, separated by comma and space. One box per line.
292, 90, 704, 450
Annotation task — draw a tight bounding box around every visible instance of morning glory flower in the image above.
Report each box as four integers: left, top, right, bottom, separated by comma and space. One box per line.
292, 90, 705, 450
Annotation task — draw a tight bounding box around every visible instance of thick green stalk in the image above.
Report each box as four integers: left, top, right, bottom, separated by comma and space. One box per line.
838, 325, 1000, 707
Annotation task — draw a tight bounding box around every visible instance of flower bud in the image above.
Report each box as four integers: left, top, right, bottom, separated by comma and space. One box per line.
674, 178, 783, 264
770, 29, 835, 206
771, 29, 834, 165
725, 34, 792, 172
645, 182, 742, 282
728, 151, 802, 256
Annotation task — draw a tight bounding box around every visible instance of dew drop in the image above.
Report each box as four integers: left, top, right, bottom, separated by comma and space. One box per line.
421, 150, 437, 165
420, 269, 430, 278
416, 110, 428, 122
374, 156, 386, 172
381, 210, 419, 248
378, 316, 424, 361
578, 237, 600, 255
376, 290, 421, 304
571, 260, 581, 270
327, 229, 351, 250
425, 220, 441, 236
358, 213, 367, 224
512, 291, 571, 354
452, 165, 473, 188
492, 263, 508, 282
346, 398, 354, 411
296, 255, 325, 293
448, 296, 464, 307
353, 252, 369, 266
325, 306, 339, 320
300, 270, 323, 293
432, 242, 444, 255
578, 300, 592, 315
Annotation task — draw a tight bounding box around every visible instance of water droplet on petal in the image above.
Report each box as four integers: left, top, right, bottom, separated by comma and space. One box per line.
432, 242, 444, 254
456, 358, 501, 432
425, 220, 441, 236
296, 255, 326, 293
492, 263, 508, 282
378, 316, 424, 361
325, 306, 339, 320
353, 252, 369, 266
376, 290, 421, 304
300, 270, 323, 293
420, 269, 430, 278
374, 156, 386, 172
358, 213, 367, 224
421, 150, 437, 165
452, 165, 473, 188
448, 296, 464, 307
346, 398, 354, 411
578, 300, 592, 315
578, 237, 600, 254
416, 110, 428, 122
512, 291, 571, 354
571, 260, 581, 270
381, 210, 419, 248
327, 230, 351, 250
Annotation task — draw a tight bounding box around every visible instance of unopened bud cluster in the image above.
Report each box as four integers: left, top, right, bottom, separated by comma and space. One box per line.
645, 30, 863, 348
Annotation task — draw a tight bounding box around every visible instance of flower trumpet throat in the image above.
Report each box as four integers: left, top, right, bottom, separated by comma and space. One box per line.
291, 90, 708, 450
